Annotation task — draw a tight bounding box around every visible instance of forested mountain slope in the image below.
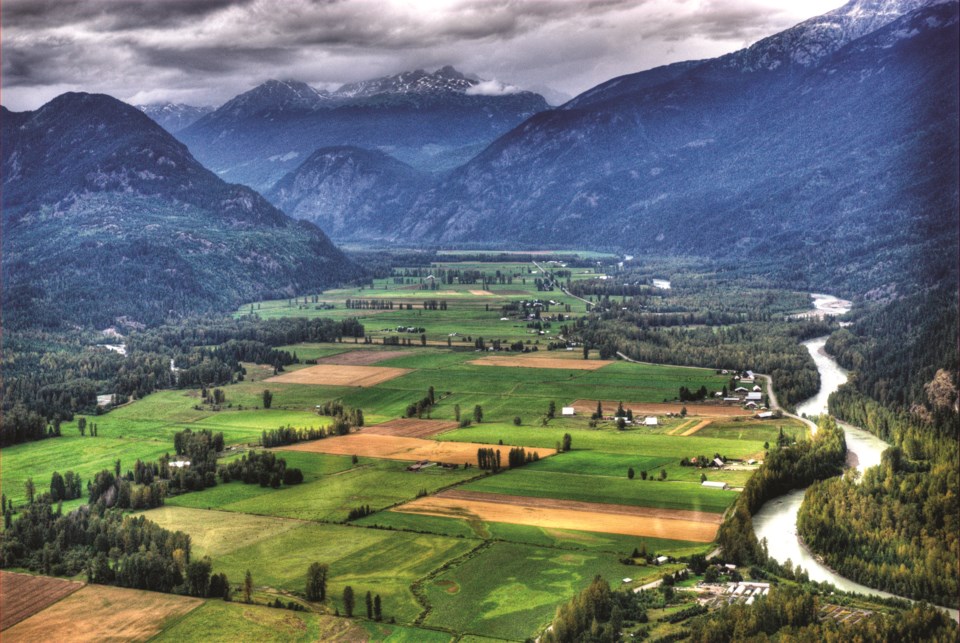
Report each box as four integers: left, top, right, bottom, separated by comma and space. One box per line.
402, 1, 958, 295
1, 93, 359, 329
178, 67, 548, 191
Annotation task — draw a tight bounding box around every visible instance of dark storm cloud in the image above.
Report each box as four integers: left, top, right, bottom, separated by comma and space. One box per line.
2, 0, 841, 111
136, 45, 295, 75
3, 0, 248, 31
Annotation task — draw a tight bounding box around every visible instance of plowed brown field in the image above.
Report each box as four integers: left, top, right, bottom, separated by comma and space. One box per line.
279, 433, 554, 463
314, 350, 409, 366
3, 584, 201, 641
471, 356, 612, 370
0, 572, 84, 631
265, 364, 411, 386
393, 490, 720, 542
571, 400, 751, 417
363, 418, 460, 438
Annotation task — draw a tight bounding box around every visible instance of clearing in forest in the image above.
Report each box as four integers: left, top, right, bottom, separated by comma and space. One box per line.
394, 490, 720, 543
363, 418, 460, 438
571, 400, 751, 417
265, 363, 411, 387
279, 433, 554, 464
4, 584, 201, 642
0, 571, 84, 631
471, 356, 612, 370
314, 349, 410, 366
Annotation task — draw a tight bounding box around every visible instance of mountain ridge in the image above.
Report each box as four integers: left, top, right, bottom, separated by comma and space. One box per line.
2, 93, 359, 328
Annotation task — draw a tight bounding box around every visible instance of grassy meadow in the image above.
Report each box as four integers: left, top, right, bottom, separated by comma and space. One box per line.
4, 257, 812, 641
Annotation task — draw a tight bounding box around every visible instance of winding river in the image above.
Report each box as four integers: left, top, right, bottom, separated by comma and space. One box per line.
752, 298, 959, 620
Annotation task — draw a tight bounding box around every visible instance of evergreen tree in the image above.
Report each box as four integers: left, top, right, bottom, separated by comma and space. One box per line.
244, 570, 253, 603
306, 562, 328, 601
343, 586, 355, 617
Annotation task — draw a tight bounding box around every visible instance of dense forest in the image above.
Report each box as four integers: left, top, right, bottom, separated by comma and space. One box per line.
686, 586, 956, 642
790, 282, 960, 605
716, 416, 847, 565
799, 445, 958, 605
0, 316, 364, 446
567, 267, 832, 408
0, 500, 190, 593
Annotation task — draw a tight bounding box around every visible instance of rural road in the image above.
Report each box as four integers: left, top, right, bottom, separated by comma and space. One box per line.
531, 261, 594, 308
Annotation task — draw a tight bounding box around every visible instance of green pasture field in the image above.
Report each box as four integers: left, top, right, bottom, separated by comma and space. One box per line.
170, 457, 481, 522
236, 260, 597, 344
420, 541, 647, 640
143, 506, 477, 623
1, 435, 172, 506
437, 424, 767, 460
152, 596, 455, 643
527, 449, 757, 487
461, 469, 735, 514
354, 511, 708, 558
691, 418, 807, 443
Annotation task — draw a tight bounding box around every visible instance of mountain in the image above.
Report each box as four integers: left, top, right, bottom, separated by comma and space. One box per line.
177, 67, 549, 191
399, 0, 959, 294
265, 146, 429, 242
137, 103, 214, 133
1, 93, 359, 329
333, 65, 475, 99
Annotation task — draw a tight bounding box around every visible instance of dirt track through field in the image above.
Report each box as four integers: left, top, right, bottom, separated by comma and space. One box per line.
265, 363, 411, 387
3, 584, 202, 641
471, 356, 613, 370
0, 572, 84, 631
571, 400, 751, 417
278, 433, 554, 464
314, 350, 410, 366
394, 490, 720, 542
681, 419, 714, 436
363, 418, 461, 438
469, 289, 494, 296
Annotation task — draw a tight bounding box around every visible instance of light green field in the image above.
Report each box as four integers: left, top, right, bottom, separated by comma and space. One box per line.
152, 599, 455, 642
525, 449, 757, 486
169, 457, 481, 522
421, 542, 654, 640
437, 424, 767, 460
2, 435, 171, 506
143, 506, 476, 624
354, 511, 707, 558
462, 469, 734, 514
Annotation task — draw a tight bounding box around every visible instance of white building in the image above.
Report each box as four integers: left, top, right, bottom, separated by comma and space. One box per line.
644, 416, 658, 426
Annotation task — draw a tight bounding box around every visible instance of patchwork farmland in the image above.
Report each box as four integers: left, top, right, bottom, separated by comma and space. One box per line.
2, 258, 812, 641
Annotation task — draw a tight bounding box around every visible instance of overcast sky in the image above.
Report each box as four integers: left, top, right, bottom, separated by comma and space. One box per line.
2, 0, 842, 111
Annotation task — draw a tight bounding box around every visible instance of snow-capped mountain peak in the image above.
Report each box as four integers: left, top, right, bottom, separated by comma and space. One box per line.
333, 66, 479, 98
723, 0, 948, 71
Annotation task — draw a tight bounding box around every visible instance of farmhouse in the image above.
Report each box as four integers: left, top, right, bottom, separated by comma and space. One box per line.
561, 407, 576, 417
712, 457, 725, 468
756, 411, 775, 419
734, 387, 749, 393
752, 385, 762, 392
744, 401, 758, 409
745, 392, 763, 402
701, 480, 729, 490
644, 416, 658, 426
655, 556, 670, 566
